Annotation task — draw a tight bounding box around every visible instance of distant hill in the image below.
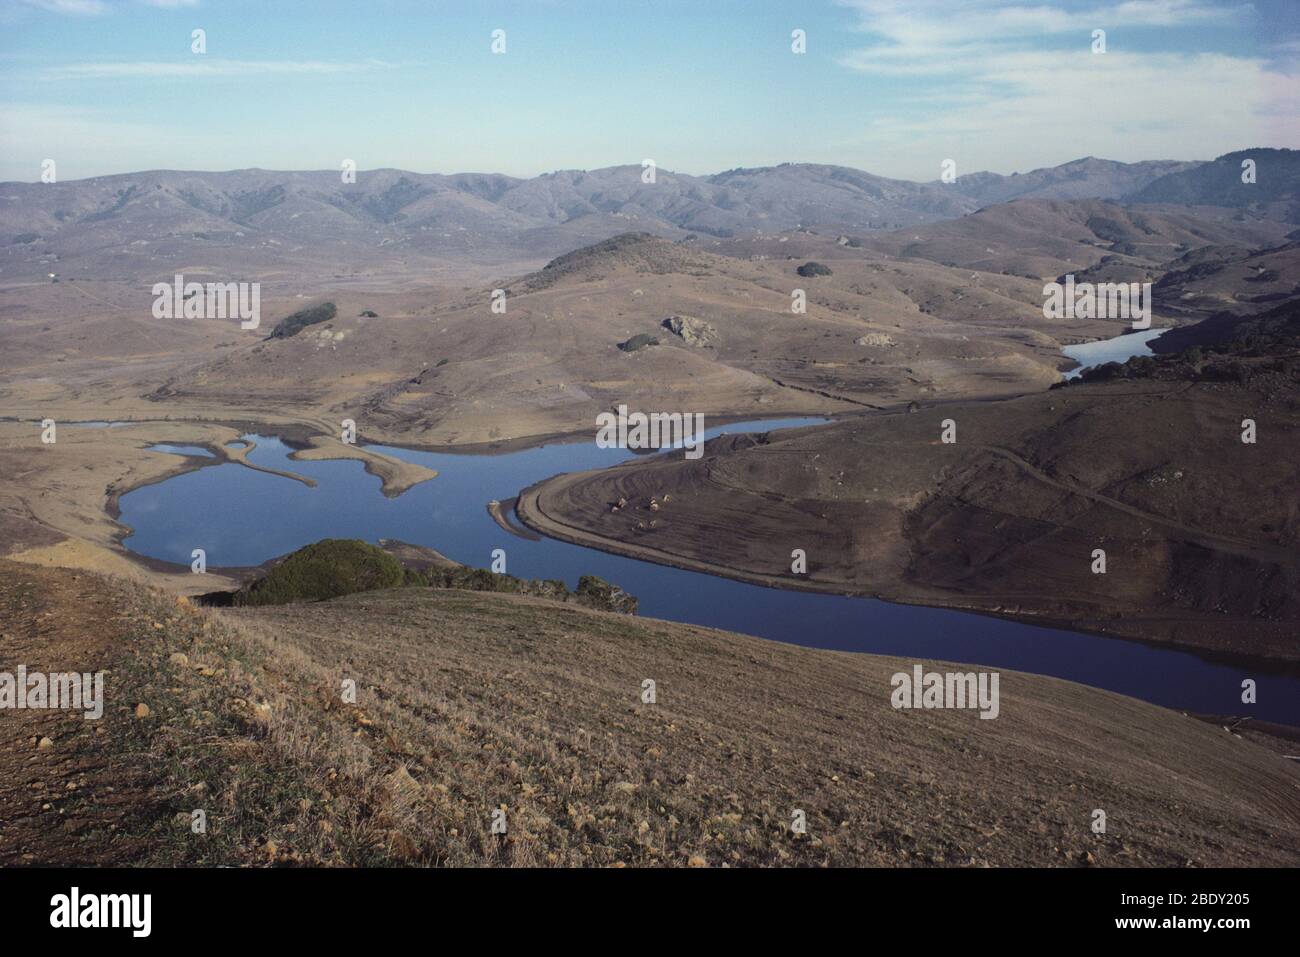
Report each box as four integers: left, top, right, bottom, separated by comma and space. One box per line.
5, 155, 1289, 284
1127, 148, 1300, 221
947, 157, 1199, 205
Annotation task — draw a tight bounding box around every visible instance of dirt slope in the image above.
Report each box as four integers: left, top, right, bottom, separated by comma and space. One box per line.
2, 560, 1297, 867
518, 369, 1300, 660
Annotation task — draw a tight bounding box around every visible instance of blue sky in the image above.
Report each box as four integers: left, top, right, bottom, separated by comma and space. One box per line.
1, 0, 1296, 182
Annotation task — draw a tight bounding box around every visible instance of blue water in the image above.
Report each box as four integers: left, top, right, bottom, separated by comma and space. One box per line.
1063, 328, 1166, 379
147, 444, 215, 458
117, 419, 1300, 725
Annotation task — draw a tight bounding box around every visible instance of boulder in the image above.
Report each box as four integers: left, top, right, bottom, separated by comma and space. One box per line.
661, 315, 718, 348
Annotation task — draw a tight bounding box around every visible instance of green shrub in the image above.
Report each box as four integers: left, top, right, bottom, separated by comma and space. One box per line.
267, 302, 337, 340
618, 334, 659, 353
233, 539, 404, 606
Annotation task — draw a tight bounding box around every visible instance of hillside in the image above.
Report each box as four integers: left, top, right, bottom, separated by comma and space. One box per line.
852, 198, 1292, 283
3, 229, 1097, 452
1128, 149, 1300, 222
949, 157, 1200, 205
518, 329, 1300, 660
2, 558, 1297, 867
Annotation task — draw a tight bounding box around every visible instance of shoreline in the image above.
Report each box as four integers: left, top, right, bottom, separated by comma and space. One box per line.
514, 471, 1300, 678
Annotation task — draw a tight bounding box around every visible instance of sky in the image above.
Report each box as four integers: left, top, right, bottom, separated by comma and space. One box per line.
0, 0, 1296, 183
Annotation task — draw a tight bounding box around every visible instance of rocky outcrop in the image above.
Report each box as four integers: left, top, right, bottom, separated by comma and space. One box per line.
661, 315, 718, 348
855, 333, 896, 347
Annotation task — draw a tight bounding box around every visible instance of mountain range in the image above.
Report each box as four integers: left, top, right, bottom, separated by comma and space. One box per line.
4, 151, 1294, 286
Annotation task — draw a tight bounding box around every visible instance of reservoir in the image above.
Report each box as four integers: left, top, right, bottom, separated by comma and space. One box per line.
116, 417, 1300, 726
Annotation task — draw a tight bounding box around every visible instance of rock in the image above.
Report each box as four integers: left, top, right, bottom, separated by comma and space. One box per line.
661, 315, 718, 348
855, 333, 896, 347
575, 576, 639, 615
134, 702, 151, 718
382, 765, 421, 807
37, 736, 53, 750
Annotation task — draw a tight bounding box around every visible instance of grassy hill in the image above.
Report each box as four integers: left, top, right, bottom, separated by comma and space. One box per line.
2, 558, 1297, 867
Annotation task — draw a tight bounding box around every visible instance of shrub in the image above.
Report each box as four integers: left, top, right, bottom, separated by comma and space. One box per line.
233, 539, 404, 606
267, 302, 337, 340
797, 261, 832, 278
618, 334, 659, 352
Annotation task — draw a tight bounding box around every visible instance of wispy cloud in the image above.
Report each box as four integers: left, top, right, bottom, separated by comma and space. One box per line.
832, 0, 1299, 173
44, 59, 399, 80
19, 0, 199, 13
835, 0, 1238, 76
18, 0, 108, 15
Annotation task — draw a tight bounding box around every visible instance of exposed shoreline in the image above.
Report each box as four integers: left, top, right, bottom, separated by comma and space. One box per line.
514, 470, 1300, 678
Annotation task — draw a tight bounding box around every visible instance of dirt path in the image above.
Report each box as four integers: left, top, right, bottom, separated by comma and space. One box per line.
0, 562, 153, 864
980, 445, 1293, 563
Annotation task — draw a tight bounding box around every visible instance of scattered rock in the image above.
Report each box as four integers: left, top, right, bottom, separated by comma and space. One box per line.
134, 702, 151, 718
855, 333, 896, 347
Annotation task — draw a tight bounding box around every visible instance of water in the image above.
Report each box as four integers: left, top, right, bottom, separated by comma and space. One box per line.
146, 444, 215, 458
117, 418, 1300, 725
1062, 328, 1166, 379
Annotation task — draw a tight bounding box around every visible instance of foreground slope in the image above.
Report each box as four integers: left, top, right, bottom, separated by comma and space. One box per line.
2, 559, 1298, 867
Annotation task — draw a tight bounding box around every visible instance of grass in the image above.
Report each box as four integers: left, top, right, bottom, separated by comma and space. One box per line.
7, 559, 1297, 868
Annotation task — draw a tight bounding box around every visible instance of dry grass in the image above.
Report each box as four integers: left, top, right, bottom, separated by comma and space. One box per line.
5, 560, 1298, 867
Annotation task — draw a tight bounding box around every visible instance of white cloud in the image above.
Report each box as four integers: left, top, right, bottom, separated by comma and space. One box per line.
44, 59, 398, 80
18, 0, 108, 14
832, 0, 1299, 175
17, 0, 199, 13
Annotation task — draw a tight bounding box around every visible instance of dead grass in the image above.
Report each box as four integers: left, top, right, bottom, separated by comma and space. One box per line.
5, 560, 1298, 868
